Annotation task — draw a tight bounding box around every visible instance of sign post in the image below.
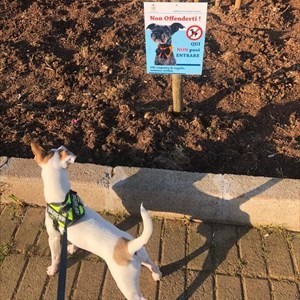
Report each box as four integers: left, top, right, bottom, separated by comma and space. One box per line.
171, 0, 183, 113
235, 0, 242, 9
172, 73, 183, 113
144, 1, 207, 112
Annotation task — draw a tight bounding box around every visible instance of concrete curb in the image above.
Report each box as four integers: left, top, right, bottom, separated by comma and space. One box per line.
1, 157, 299, 231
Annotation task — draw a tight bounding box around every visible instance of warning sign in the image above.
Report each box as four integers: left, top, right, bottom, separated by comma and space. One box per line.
186, 25, 203, 41
144, 2, 207, 75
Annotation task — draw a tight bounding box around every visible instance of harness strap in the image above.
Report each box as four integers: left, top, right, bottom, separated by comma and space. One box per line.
47, 190, 85, 230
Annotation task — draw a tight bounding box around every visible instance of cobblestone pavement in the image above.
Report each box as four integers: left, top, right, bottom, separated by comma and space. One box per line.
0, 203, 299, 300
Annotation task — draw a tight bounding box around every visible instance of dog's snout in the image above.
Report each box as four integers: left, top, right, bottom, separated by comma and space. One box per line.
152, 31, 168, 44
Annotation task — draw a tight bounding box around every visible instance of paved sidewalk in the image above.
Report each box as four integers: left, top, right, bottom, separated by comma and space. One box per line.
0, 203, 299, 300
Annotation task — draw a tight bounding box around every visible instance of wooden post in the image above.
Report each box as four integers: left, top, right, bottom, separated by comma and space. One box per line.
234, 0, 242, 9
172, 75, 183, 113
170, 0, 200, 113
171, 0, 183, 113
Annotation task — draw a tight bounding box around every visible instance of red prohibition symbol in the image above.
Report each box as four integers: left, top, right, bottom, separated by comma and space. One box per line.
186, 25, 203, 40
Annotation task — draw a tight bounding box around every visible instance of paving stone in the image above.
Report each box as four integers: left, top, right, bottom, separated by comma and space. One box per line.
102, 268, 124, 299
14, 207, 44, 252
102, 212, 117, 224
1, 203, 298, 300
239, 227, 267, 277
244, 277, 271, 300
186, 270, 214, 299
0, 205, 23, 243
216, 274, 242, 300
115, 215, 139, 237
213, 224, 240, 274
136, 218, 162, 299
140, 267, 158, 300
159, 269, 185, 300
80, 249, 102, 262
35, 226, 51, 256
187, 223, 213, 271
271, 280, 299, 300
72, 260, 105, 300
0, 203, 5, 213
44, 259, 80, 299
289, 232, 300, 274
263, 230, 295, 279
15, 256, 48, 300
161, 219, 186, 266
140, 217, 162, 262
0, 254, 26, 300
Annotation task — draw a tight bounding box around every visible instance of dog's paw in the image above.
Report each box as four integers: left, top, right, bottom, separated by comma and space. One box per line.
67, 244, 78, 255
47, 266, 58, 276
152, 271, 162, 281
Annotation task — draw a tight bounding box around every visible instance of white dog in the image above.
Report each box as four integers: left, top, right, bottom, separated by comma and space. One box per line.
30, 142, 161, 300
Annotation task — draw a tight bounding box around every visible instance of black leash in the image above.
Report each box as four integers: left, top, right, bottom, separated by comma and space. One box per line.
57, 220, 68, 300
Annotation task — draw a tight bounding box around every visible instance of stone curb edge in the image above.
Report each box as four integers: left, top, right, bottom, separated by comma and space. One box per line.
1, 157, 299, 231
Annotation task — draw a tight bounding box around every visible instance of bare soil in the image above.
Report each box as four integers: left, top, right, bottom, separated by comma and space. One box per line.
1, 0, 299, 179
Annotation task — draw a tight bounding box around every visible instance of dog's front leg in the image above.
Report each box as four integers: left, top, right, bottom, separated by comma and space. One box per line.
45, 212, 61, 276
48, 235, 61, 275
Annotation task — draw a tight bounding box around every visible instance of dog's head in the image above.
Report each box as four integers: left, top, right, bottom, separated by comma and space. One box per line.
147, 23, 184, 45
30, 142, 76, 169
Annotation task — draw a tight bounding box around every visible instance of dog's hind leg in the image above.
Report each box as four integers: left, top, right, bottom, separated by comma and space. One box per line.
138, 248, 162, 281
67, 244, 78, 254
142, 260, 162, 281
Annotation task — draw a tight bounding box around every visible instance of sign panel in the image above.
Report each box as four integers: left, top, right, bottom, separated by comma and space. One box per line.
144, 2, 207, 75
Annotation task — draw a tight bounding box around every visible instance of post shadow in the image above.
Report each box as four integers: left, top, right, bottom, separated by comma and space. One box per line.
112, 171, 281, 299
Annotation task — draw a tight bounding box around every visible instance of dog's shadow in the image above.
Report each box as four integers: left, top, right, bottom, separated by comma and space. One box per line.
112, 170, 281, 299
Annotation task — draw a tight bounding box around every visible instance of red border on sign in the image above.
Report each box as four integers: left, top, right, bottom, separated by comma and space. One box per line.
186, 25, 203, 40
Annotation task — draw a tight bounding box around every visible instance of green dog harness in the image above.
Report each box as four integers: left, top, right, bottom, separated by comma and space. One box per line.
47, 190, 85, 230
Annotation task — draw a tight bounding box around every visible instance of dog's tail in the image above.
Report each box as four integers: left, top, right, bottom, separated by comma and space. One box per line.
127, 203, 153, 256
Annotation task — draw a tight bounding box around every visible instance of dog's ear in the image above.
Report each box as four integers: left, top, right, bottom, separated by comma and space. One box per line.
170, 23, 185, 35
30, 142, 52, 165
31, 142, 46, 158
147, 23, 157, 30
58, 146, 76, 166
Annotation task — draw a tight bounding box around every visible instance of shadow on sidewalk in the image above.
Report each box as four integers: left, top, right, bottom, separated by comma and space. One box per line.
113, 171, 281, 299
